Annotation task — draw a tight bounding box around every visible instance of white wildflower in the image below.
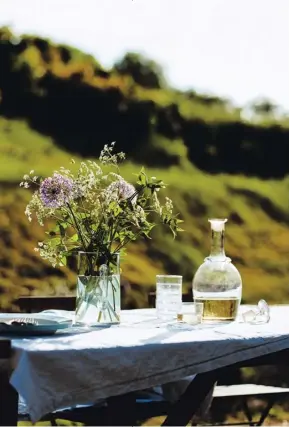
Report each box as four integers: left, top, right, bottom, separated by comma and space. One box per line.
99, 142, 125, 166
132, 205, 146, 227
163, 197, 174, 216
152, 192, 161, 214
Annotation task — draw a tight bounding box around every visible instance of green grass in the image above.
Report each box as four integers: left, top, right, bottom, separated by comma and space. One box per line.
1, 118, 289, 309
0, 118, 77, 182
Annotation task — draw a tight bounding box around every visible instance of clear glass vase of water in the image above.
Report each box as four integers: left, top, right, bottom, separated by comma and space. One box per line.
75, 251, 121, 325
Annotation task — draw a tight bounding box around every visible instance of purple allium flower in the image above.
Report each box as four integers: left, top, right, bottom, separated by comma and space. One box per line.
40, 173, 74, 208
107, 179, 137, 203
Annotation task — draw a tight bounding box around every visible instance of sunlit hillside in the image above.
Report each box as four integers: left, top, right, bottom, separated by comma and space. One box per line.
1, 116, 289, 309
1, 27, 289, 309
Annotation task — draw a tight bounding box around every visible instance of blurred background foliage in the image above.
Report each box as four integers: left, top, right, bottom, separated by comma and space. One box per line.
1, 26, 289, 313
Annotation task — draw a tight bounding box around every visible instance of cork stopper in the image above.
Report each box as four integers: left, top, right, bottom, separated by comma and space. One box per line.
208, 218, 227, 232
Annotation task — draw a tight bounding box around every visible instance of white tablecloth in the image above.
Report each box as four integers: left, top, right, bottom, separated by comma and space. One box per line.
9, 305, 289, 422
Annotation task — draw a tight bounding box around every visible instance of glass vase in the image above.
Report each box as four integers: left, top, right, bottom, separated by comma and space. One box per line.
75, 251, 121, 325
192, 219, 242, 323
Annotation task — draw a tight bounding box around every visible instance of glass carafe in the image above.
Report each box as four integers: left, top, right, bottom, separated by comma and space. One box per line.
192, 219, 242, 322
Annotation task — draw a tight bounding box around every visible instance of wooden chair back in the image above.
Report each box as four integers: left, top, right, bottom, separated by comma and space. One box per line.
15, 284, 131, 313
15, 296, 76, 313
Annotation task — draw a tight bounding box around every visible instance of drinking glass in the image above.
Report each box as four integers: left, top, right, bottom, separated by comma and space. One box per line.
177, 302, 204, 324
156, 275, 182, 320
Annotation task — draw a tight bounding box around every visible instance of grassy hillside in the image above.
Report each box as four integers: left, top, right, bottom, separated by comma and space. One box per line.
1, 27, 289, 309
1, 26, 289, 180
1, 116, 289, 309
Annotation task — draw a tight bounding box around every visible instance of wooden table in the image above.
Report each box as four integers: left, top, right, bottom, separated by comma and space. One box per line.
1, 307, 289, 426
2, 341, 289, 426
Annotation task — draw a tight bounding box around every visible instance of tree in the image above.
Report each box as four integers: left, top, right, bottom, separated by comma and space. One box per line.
251, 98, 279, 117
114, 52, 166, 89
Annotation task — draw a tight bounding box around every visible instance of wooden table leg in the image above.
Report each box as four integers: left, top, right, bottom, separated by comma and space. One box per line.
162, 369, 220, 426
107, 392, 136, 426
0, 374, 18, 426
0, 340, 18, 426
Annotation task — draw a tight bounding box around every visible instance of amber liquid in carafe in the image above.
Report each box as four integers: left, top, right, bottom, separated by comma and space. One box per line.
195, 297, 239, 321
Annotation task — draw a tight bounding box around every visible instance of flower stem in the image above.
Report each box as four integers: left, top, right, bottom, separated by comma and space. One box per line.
67, 204, 87, 251
67, 204, 94, 274
113, 229, 143, 253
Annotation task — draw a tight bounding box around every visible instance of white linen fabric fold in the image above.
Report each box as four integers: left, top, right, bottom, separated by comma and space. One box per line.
10, 305, 289, 422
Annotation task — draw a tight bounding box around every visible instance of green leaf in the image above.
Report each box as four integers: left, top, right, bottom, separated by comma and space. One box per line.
136, 167, 147, 186
60, 256, 67, 266
49, 237, 61, 248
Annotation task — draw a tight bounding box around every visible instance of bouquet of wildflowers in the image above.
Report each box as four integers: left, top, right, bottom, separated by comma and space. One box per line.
21, 143, 183, 273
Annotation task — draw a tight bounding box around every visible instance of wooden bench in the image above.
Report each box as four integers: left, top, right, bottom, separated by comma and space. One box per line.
211, 384, 289, 426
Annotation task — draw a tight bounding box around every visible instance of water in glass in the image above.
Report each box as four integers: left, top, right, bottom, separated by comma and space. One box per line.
156, 275, 182, 319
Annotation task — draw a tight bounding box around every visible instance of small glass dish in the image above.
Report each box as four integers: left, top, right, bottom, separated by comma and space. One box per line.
177, 302, 204, 325
242, 299, 270, 324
